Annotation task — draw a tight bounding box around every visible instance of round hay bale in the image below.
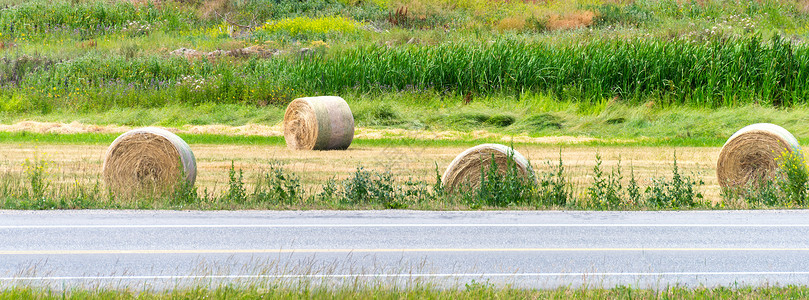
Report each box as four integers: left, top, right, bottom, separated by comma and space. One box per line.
284, 96, 354, 150
103, 127, 196, 195
442, 144, 533, 193
717, 123, 801, 188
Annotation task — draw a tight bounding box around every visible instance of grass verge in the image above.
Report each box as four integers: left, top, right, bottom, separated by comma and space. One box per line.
3, 285, 809, 299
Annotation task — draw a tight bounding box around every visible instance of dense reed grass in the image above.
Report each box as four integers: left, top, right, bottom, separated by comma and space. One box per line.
2, 0, 808, 114
2, 35, 808, 113
296, 36, 809, 107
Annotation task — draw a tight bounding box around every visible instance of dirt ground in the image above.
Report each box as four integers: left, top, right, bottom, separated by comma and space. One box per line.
0, 143, 722, 202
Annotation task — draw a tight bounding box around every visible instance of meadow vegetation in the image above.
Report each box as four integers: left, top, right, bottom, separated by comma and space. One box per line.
2, 0, 809, 119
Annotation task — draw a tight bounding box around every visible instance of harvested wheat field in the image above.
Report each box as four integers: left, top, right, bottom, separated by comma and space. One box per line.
0, 142, 723, 202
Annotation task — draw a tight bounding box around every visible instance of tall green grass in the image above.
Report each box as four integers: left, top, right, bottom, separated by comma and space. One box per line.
295, 35, 809, 107
2, 35, 808, 114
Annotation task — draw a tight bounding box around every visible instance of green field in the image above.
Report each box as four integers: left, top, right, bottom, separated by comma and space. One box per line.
2, 0, 809, 111
2, 0, 809, 140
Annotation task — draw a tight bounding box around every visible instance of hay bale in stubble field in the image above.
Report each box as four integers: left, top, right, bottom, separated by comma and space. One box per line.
283, 96, 354, 150
103, 127, 196, 195
716, 123, 801, 189
442, 144, 533, 193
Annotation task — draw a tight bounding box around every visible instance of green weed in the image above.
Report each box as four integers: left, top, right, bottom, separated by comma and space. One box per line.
225, 161, 247, 203
645, 153, 704, 209
340, 167, 403, 208
727, 150, 809, 208
22, 158, 49, 200
535, 150, 569, 207
467, 152, 534, 208
587, 154, 624, 209
252, 163, 303, 205
776, 150, 809, 205
170, 172, 200, 206
627, 166, 641, 207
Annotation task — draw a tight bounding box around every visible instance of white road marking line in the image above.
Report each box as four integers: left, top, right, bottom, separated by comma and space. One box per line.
2, 224, 809, 229
4, 271, 809, 281
5, 248, 809, 255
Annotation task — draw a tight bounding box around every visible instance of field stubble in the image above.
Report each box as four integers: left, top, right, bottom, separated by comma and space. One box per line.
0, 143, 721, 203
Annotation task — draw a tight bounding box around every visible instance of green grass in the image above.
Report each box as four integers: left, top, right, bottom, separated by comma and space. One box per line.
3, 285, 809, 299
2, 0, 809, 117
0, 130, 724, 148
7, 94, 809, 147
4, 36, 809, 113
290, 36, 809, 106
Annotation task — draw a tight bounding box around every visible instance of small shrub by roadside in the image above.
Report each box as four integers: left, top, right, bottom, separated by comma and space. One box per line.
723, 151, 809, 208
645, 153, 704, 209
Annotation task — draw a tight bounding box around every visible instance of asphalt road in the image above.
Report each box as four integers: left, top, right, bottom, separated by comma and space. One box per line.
2, 210, 809, 290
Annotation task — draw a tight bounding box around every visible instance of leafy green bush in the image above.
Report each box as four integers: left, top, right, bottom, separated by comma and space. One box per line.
776, 150, 809, 206
468, 153, 534, 208
253, 164, 303, 205
645, 154, 704, 209
225, 161, 246, 203
588, 154, 624, 209
341, 167, 398, 205
535, 151, 569, 207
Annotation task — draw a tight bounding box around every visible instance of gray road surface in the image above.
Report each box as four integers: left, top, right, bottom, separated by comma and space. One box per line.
2, 210, 809, 290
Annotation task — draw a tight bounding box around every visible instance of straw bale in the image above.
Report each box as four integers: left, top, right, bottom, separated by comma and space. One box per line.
716, 123, 800, 188
103, 127, 196, 195
284, 96, 354, 150
441, 143, 533, 193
